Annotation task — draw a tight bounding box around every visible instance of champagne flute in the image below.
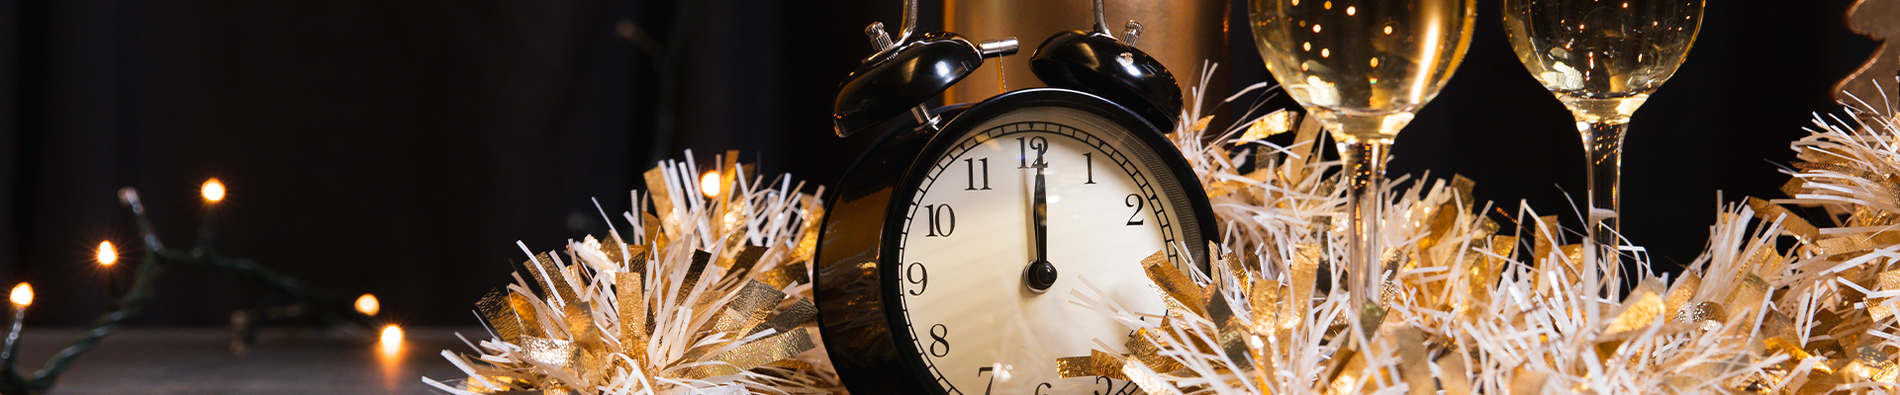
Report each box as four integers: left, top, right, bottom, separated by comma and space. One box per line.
1503, 0, 1703, 281
1250, 0, 1476, 318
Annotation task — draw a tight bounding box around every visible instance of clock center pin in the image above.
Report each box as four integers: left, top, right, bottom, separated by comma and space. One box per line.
1024, 260, 1059, 292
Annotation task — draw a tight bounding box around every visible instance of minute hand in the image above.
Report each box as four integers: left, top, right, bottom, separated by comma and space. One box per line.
1033, 164, 1048, 263
1024, 163, 1057, 292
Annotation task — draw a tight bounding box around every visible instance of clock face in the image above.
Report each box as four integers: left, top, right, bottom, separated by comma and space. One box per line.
891, 105, 1198, 395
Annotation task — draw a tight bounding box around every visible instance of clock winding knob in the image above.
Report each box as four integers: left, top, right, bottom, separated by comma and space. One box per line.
1121, 21, 1142, 46
865, 22, 895, 52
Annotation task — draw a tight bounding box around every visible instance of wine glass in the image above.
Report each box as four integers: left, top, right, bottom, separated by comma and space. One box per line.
1250, 0, 1476, 318
1502, 0, 1704, 280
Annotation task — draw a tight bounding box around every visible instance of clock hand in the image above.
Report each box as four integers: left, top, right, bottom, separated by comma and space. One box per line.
1025, 162, 1057, 292
1033, 164, 1048, 262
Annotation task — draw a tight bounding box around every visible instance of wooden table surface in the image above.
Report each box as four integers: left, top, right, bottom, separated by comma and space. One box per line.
13, 327, 479, 394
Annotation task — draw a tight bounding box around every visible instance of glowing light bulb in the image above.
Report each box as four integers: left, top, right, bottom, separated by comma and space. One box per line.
97, 241, 118, 267
355, 294, 381, 316
201, 178, 226, 202
700, 171, 721, 197
10, 283, 32, 307
379, 325, 404, 355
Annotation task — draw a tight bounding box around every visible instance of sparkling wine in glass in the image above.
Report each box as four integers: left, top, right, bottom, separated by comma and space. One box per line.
1503, 0, 1703, 277
1250, 0, 1476, 317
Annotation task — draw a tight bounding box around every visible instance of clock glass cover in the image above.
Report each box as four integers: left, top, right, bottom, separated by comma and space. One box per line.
888, 93, 1206, 395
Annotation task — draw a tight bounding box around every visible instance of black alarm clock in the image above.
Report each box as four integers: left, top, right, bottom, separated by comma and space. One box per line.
813, 1, 1218, 394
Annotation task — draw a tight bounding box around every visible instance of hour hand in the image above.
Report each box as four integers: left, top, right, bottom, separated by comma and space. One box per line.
1025, 163, 1057, 292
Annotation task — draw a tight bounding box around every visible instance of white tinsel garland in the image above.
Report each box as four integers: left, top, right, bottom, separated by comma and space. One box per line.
425, 151, 840, 395
1065, 72, 1900, 394
426, 68, 1900, 394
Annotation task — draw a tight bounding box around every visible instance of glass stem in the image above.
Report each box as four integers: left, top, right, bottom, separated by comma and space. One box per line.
1340, 140, 1389, 320
1580, 120, 1627, 294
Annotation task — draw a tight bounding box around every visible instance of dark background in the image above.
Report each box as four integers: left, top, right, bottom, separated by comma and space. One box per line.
0, 0, 1880, 326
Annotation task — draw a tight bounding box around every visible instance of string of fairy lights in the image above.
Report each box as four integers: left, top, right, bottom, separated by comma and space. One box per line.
0, 178, 401, 394
0, 167, 730, 394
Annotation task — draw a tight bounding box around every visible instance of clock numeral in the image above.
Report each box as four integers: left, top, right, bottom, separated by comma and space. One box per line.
1095, 376, 1138, 395
976, 366, 996, 395
1083, 152, 1097, 184
905, 262, 928, 296
1017, 136, 1048, 168
964, 158, 991, 190
977, 367, 1049, 395
923, 204, 956, 237
928, 324, 950, 357
1124, 194, 1145, 226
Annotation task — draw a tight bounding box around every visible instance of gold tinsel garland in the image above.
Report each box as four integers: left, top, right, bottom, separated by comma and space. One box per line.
1050, 73, 1900, 394
426, 151, 840, 394
428, 68, 1900, 394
